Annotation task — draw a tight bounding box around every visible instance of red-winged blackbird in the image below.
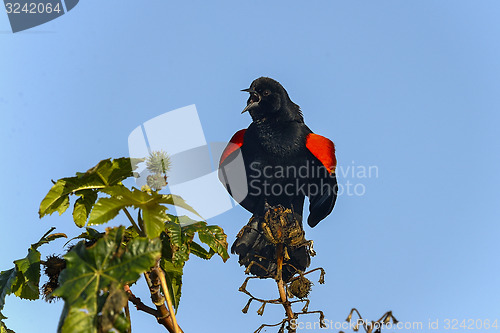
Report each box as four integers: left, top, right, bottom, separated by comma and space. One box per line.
219, 77, 338, 281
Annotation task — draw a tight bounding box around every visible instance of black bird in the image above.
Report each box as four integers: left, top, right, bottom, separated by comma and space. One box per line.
219, 77, 338, 281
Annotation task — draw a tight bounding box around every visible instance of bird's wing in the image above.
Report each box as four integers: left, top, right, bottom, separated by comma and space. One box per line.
305, 133, 338, 227
219, 129, 246, 165
218, 129, 252, 208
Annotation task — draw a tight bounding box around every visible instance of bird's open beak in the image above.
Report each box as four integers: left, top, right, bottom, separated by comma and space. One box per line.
241, 88, 260, 113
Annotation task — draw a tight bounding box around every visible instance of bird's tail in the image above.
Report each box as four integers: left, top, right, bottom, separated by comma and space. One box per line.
231, 205, 314, 282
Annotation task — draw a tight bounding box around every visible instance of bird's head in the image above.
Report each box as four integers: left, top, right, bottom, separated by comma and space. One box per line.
241, 77, 302, 122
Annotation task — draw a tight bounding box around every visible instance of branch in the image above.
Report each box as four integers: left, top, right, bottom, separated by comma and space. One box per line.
153, 266, 181, 333
124, 301, 132, 333
144, 266, 185, 333
276, 243, 296, 332
124, 284, 159, 318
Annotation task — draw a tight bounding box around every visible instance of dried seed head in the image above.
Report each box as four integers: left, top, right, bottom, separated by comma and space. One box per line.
43, 255, 66, 277
42, 255, 66, 302
289, 276, 312, 299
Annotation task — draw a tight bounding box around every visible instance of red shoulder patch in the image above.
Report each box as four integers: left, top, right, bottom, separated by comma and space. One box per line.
306, 133, 337, 173
219, 129, 246, 165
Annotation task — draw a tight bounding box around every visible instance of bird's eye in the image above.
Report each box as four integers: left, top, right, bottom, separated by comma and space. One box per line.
263, 89, 271, 96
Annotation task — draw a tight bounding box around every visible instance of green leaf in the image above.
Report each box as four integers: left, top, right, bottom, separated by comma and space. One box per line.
64, 228, 103, 247
46, 233, 68, 243
57, 303, 94, 333
198, 225, 229, 262
88, 157, 143, 186
31, 227, 67, 250
189, 241, 214, 260
181, 221, 208, 240
0, 228, 65, 315
40, 177, 101, 219
39, 157, 143, 219
54, 196, 70, 216
98, 284, 129, 333
111, 312, 130, 333
164, 215, 229, 263
124, 226, 140, 243
0, 268, 16, 314
54, 227, 161, 333
164, 223, 189, 267
42, 162, 202, 233
88, 186, 159, 231
100, 185, 152, 204
12, 248, 40, 300
90, 186, 195, 239
87, 196, 125, 226
172, 243, 190, 267
142, 205, 168, 239
72, 190, 98, 227
158, 216, 229, 310
165, 220, 182, 250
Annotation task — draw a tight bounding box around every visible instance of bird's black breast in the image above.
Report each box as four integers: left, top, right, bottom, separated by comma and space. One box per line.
238, 120, 313, 214
243, 120, 310, 161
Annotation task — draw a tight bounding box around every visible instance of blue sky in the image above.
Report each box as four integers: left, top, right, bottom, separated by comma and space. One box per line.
1, 1, 500, 332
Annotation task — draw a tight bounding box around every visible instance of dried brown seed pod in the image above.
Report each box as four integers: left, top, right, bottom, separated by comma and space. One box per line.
288, 275, 312, 299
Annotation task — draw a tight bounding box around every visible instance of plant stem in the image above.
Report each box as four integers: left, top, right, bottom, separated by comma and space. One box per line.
154, 267, 181, 333
276, 243, 296, 332
122, 208, 143, 236
143, 270, 184, 333
124, 284, 159, 317
124, 301, 132, 333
